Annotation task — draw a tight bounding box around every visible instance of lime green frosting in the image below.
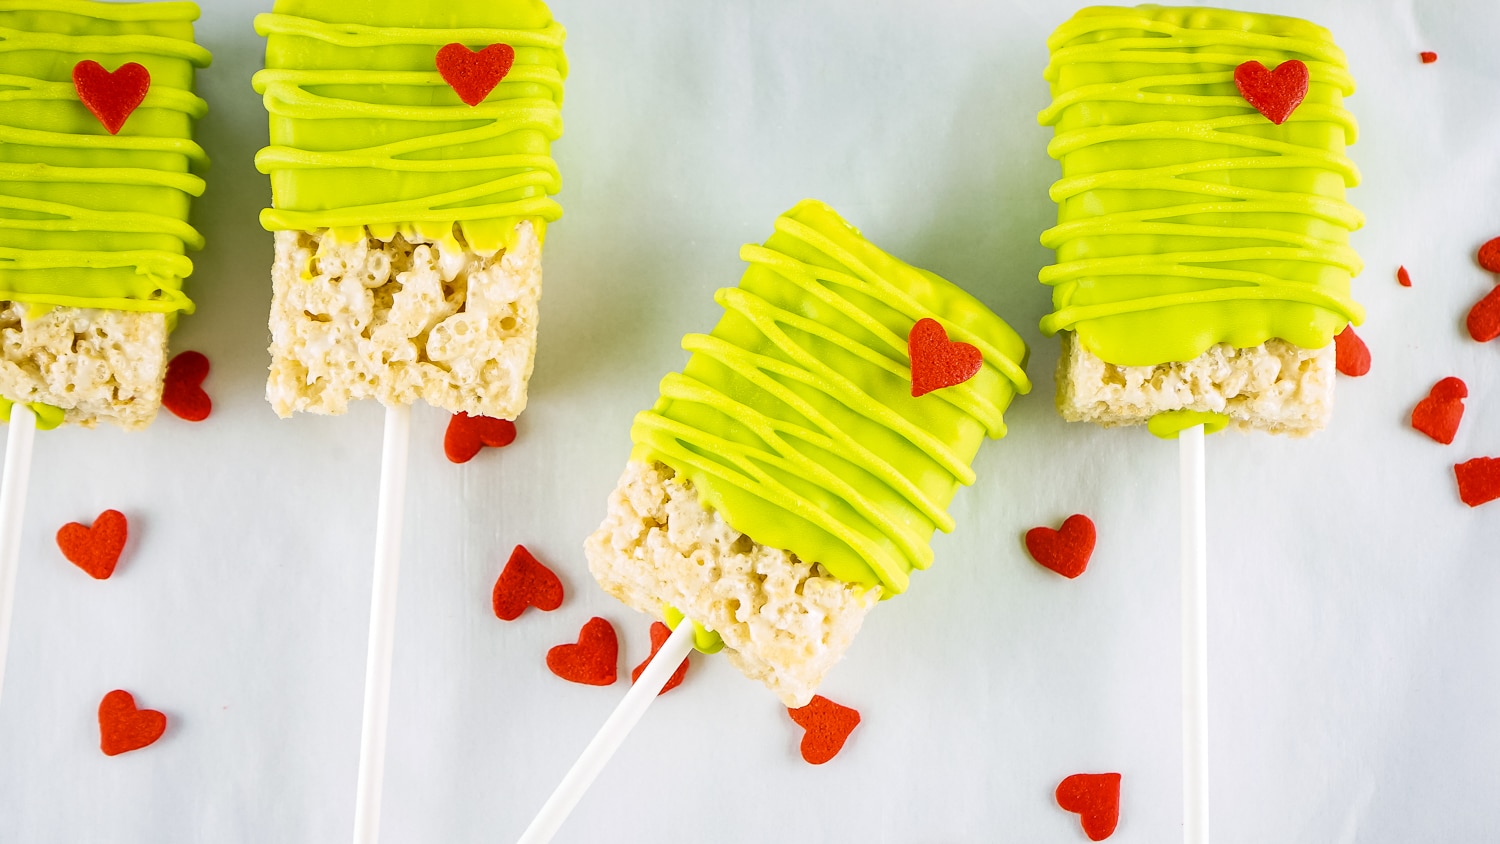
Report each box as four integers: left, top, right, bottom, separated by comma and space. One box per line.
0, 0, 209, 315
1147, 408, 1229, 439
663, 604, 724, 655
0, 398, 64, 430
1037, 5, 1364, 366
630, 200, 1031, 596
253, 0, 566, 252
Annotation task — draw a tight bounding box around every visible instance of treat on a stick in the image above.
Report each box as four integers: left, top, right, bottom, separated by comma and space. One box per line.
0, 0, 211, 429
1038, 5, 1364, 437
586, 199, 1031, 706
253, 0, 566, 419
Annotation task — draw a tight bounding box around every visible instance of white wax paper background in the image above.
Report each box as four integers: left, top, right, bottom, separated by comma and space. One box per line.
2, 0, 1498, 841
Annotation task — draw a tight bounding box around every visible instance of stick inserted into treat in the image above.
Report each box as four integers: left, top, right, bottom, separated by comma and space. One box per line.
519, 620, 695, 843
0, 406, 37, 704
1180, 424, 1209, 844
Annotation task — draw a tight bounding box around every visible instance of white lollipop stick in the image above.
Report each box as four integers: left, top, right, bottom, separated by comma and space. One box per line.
352, 404, 412, 844
1180, 423, 1209, 844
0, 404, 37, 705
518, 619, 697, 844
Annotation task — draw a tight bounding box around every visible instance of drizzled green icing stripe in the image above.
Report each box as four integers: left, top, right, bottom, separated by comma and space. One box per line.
0, 2, 209, 317
253, 0, 566, 253
1037, 5, 1364, 366
631, 200, 1030, 595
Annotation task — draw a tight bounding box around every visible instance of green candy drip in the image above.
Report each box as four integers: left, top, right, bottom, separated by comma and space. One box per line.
1038, 5, 1364, 366
253, 0, 566, 253
631, 201, 1030, 595
0, 2, 210, 316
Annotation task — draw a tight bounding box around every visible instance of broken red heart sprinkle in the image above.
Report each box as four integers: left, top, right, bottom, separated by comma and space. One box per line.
546, 617, 619, 686
444, 413, 517, 463
56, 509, 128, 580
98, 690, 166, 756
1455, 457, 1500, 508
1420, 51, 1438, 64
436, 43, 515, 107
1467, 286, 1500, 343
1025, 514, 1096, 579
73, 60, 150, 135
1056, 772, 1122, 841
787, 695, 860, 765
1411, 377, 1468, 445
630, 622, 689, 695
1397, 266, 1412, 288
1334, 325, 1370, 377
1478, 237, 1500, 273
908, 317, 983, 398
161, 351, 211, 421
491, 544, 563, 621
1233, 59, 1309, 125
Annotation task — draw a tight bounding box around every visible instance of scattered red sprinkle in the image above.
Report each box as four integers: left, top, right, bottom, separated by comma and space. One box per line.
908, 318, 982, 398
1478, 237, 1500, 273
1455, 457, 1500, 508
72, 60, 150, 135
161, 351, 211, 422
1056, 773, 1122, 841
98, 690, 166, 756
436, 43, 515, 107
1025, 514, 1097, 579
630, 622, 689, 695
1420, 51, 1438, 64
1334, 325, 1371, 377
1396, 266, 1412, 287
786, 695, 861, 765
1411, 377, 1468, 445
444, 413, 517, 463
56, 510, 128, 580
1233, 59, 1308, 125
546, 617, 618, 686
491, 545, 563, 621
1467, 286, 1500, 343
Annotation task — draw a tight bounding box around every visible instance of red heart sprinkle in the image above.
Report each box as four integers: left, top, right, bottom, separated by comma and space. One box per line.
73, 60, 150, 135
1411, 377, 1468, 445
1455, 457, 1500, 508
56, 509, 128, 580
908, 317, 982, 398
787, 695, 860, 765
1420, 51, 1438, 64
445, 413, 517, 463
98, 690, 166, 756
1397, 266, 1412, 287
1025, 514, 1096, 579
546, 617, 618, 686
436, 43, 515, 107
1467, 286, 1500, 343
1334, 325, 1370, 377
161, 351, 211, 422
1233, 60, 1309, 125
491, 544, 563, 621
1478, 237, 1500, 273
1056, 772, 1122, 841
630, 622, 690, 695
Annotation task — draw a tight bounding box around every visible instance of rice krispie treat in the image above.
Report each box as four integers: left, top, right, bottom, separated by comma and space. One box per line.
586, 200, 1031, 706
1038, 6, 1364, 437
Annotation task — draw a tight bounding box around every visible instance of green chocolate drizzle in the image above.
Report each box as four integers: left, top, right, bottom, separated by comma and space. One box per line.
252, 0, 566, 252
0, 1, 210, 315
1038, 5, 1364, 366
631, 201, 1030, 595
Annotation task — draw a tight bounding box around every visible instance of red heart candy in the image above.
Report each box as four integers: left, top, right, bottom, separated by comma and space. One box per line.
1397, 266, 1412, 288
786, 695, 860, 765
1420, 51, 1438, 64
445, 413, 517, 463
1478, 237, 1500, 273
1411, 377, 1468, 445
1455, 457, 1500, 508
73, 60, 150, 135
57, 509, 128, 580
1056, 772, 1122, 841
492, 544, 563, 621
436, 43, 515, 107
630, 622, 689, 695
162, 351, 211, 422
1334, 325, 1370, 377
1467, 286, 1500, 343
1233, 60, 1309, 125
1025, 514, 1096, 579
546, 617, 618, 686
908, 318, 982, 398
98, 690, 166, 756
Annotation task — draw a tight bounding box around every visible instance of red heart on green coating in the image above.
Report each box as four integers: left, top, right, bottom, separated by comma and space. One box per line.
73, 60, 150, 135
436, 43, 515, 107
1233, 60, 1308, 125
